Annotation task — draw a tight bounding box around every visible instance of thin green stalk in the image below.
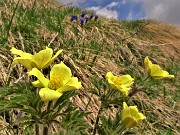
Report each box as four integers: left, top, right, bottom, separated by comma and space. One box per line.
117, 125, 126, 135
42, 101, 52, 135
92, 103, 102, 135
6, 0, 20, 42
106, 88, 116, 100
47, 101, 52, 111
85, 94, 93, 111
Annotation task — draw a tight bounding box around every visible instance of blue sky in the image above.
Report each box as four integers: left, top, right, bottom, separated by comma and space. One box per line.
57, 0, 180, 24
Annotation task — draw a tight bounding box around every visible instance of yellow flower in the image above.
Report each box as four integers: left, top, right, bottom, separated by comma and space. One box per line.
105, 72, 134, 96
27, 62, 82, 101
144, 56, 174, 79
121, 102, 146, 128
11, 47, 63, 69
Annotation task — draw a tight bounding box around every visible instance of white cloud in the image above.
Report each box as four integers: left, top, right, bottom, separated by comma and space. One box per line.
106, 2, 119, 8
127, 11, 133, 20
121, 0, 127, 5
138, 0, 180, 24
87, 2, 119, 19
57, 0, 84, 6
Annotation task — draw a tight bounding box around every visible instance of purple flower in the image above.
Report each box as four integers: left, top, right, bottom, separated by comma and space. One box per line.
89, 13, 94, 20
81, 11, 86, 18
71, 15, 78, 21
85, 17, 89, 23
80, 18, 84, 26
94, 15, 99, 21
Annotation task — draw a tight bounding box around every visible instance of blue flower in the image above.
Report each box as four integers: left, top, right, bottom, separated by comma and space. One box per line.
94, 15, 99, 21
85, 17, 89, 23
81, 11, 86, 18
80, 18, 84, 26
71, 15, 78, 21
89, 13, 94, 20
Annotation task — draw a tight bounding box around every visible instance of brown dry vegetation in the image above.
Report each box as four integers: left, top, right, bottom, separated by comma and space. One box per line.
0, 0, 180, 134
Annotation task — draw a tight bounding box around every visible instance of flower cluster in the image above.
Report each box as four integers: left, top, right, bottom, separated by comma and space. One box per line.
104, 56, 174, 129
11, 47, 82, 101
71, 11, 99, 26
10, 46, 174, 132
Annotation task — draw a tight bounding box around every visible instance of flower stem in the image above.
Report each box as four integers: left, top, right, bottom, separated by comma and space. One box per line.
35, 124, 39, 135
47, 101, 52, 111
43, 125, 49, 135
92, 103, 102, 135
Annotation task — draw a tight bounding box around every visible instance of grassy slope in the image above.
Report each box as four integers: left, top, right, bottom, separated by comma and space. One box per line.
0, 0, 179, 134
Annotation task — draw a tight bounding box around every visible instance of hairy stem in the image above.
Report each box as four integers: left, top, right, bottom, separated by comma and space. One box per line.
43, 125, 49, 135
92, 103, 102, 135
35, 124, 39, 135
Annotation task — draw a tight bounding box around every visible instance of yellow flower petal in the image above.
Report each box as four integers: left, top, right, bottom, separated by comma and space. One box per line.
57, 77, 82, 93
106, 72, 134, 96
10, 47, 33, 57
31, 47, 53, 69
31, 80, 44, 88
28, 68, 49, 87
144, 56, 174, 79
50, 62, 72, 86
10, 48, 35, 69
121, 102, 146, 128
39, 88, 62, 101
12, 57, 36, 69
117, 86, 130, 96
11, 47, 63, 69
106, 72, 115, 82
43, 49, 63, 68
119, 75, 134, 86
144, 56, 152, 75
150, 65, 174, 79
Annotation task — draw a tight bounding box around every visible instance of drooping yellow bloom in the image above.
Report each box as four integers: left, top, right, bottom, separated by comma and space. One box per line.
11, 47, 63, 69
121, 102, 146, 128
105, 72, 134, 96
144, 56, 174, 79
27, 62, 82, 101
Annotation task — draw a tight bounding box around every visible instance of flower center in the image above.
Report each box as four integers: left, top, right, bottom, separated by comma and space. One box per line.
114, 77, 122, 85
48, 75, 64, 90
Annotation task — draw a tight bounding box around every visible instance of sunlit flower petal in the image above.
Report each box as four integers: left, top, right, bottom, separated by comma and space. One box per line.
12, 57, 36, 69
119, 75, 134, 87
43, 49, 63, 68
57, 77, 82, 93
28, 62, 82, 101
39, 88, 63, 101
48, 62, 72, 89
11, 47, 63, 69
10, 47, 33, 57
31, 47, 53, 69
28, 68, 49, 88
144, 56, 174, 79
106, 72, 134, 96
117, 86, 130, 96
121, 102, 146, 128
31, 80, 44, 88
144, 56, 152, 75
11, 47, 35, 68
